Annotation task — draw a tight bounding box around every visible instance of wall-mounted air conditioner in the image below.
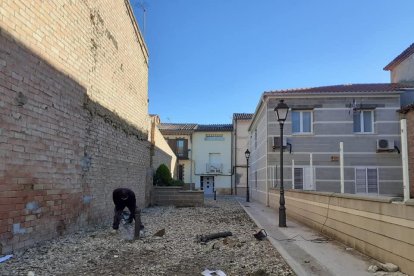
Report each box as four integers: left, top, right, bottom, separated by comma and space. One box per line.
376, 139, 395, 151
273, 137, 287, 149
206, 163, 223, 174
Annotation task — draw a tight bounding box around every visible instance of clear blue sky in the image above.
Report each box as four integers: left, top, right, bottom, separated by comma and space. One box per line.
131, 0, 414, 124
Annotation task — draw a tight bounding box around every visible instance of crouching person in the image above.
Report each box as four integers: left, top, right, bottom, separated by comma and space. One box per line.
112, 188, 143, 231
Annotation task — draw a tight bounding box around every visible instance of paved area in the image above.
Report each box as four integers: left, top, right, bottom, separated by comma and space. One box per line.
238, 198, 375, 276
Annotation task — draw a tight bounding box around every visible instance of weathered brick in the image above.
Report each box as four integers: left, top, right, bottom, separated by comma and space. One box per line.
0, 0, 152, 254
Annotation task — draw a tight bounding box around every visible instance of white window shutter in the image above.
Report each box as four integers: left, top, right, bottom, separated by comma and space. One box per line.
294, 168, 303, 190
367, 168, 378, 194
355, 168, 366, 193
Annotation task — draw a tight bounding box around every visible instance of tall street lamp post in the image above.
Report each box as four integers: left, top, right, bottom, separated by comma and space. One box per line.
245, 149, 250, 202
274, 99, 289, 227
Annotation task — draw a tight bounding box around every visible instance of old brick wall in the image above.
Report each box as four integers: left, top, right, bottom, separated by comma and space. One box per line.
406, 111, 414, 198
0, 0, 150, 254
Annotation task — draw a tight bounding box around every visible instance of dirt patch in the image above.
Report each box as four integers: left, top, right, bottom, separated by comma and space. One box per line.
0, 197, 294, 275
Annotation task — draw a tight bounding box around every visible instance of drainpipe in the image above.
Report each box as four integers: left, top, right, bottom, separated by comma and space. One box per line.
190, 136, 193, 190
401, 119, 410, 201
309, 153, 313, 190
291, 159, 295, 189
232, 119, 236, 195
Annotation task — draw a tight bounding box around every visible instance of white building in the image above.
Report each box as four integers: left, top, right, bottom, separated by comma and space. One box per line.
159, 123, 233, 195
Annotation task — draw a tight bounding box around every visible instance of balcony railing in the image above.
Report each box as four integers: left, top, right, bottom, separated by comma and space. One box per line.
206, 163, 223, 174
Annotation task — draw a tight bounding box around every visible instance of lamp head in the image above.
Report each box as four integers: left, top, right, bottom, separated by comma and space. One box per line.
274, 99, 289, 122
245, 149, 250, 159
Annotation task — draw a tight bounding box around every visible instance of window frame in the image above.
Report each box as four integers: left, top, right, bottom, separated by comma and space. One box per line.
355, 167, 379, 195
291, 110, 313, 134
353, 110, 374, 134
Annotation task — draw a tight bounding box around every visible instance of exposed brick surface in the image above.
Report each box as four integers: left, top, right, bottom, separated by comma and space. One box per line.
0, 0, 150, 254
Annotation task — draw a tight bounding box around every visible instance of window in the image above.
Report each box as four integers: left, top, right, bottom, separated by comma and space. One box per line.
293, 167, 315, 190
355, 168, 378, 194
205, 134, 224, 141
255, 171, 258, 190
177, 140, 185, 157
292, 111, 312, 133
254, 129, 257, 149
294, 168, 304, 190
353, 110, 373, 133
167, 138, 188, 158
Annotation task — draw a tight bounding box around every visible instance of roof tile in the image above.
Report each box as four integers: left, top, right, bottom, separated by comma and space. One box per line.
264, 83, 414, 95
384, 43, 414, 71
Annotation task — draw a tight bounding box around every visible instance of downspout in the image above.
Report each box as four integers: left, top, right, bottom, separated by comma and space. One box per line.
233, 118, 237, 195
190, 135, 193, 190
266, 101, 269, 206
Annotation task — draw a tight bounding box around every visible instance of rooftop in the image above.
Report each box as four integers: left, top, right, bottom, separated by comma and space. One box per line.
158, 123, 198, 135
384, 43, 414, 71
196, 124, 233, 132
233, 113, 253, 120
264, 83, 414, 95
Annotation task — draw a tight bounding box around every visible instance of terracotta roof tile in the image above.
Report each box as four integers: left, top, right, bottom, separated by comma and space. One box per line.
264, 83, 414, 95
196, 124, 233, 132
159, 123, 197, 135
384, 43, 414, 71
233, 113, 253, 120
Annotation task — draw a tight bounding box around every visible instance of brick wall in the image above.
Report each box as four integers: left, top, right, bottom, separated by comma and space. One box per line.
406, 111, 414, 198
0, 0, 150, 254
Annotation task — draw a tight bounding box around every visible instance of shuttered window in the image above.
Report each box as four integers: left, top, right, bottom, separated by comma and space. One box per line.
355, 168, 378, 194
294, 168, 303, 190
167, 138, 188, 159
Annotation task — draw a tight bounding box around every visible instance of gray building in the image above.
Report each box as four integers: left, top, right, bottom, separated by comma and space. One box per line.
248, 83, 414, 202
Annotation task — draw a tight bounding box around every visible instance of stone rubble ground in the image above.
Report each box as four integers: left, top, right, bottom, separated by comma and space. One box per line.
0, 197, 294, 276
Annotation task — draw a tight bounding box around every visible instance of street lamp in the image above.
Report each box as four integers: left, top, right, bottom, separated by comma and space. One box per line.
245, 149, 250, 202
274, 99, 289, 227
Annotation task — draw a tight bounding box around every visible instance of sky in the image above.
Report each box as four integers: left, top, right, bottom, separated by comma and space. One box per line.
131, 0, 414, 124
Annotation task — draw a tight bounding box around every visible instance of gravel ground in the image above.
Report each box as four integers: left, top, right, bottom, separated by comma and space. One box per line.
0, 197, 295, 276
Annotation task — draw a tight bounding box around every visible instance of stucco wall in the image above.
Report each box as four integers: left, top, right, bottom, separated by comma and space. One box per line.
0, 0, 150, 254
249, 103, 269, 204
192, 131, 232, 193
251, 95, 403, 200
161, 134, 192, 183
233, 119, 251, 196
151, 126, 176, 178
391, 54, 414, 83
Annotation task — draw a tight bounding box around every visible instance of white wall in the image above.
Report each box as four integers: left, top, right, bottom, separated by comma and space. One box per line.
391, 54, 414, 83
192, 131, 232, 191
233, 119, 251, 195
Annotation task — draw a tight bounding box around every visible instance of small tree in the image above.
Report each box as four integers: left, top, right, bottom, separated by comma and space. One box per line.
154, 164, 172, 186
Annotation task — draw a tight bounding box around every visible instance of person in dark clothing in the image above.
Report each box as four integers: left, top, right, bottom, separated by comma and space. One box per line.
112, 188, 137, 230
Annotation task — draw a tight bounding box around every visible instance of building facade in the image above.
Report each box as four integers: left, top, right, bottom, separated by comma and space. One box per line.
232, 113, 253, 196
159, 123, 233, 195
385, 43, 414, 199
0, 0, 151, 254
192, 125, 233, 195
158, 123, 196, 184
248, 84, 414, 205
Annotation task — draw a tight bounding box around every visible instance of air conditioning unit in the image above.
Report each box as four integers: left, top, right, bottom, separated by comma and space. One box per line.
273, 137, 287, 149
376, 139, 395, 151
207, 164, 222, 173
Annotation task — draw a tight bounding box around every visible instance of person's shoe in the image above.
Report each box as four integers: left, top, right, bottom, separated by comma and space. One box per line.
110, 229, 118, 234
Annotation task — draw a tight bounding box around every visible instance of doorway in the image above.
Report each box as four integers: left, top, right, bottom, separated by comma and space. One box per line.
200, 176, 214, 195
